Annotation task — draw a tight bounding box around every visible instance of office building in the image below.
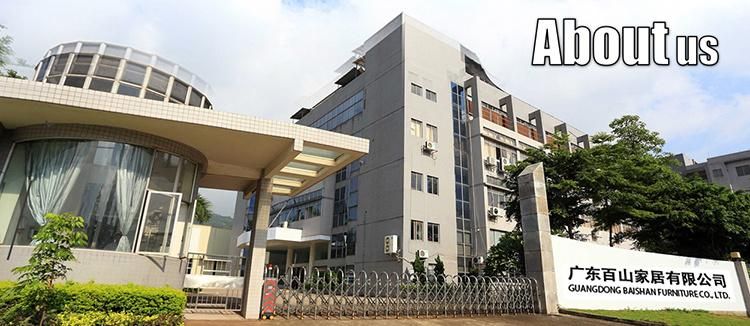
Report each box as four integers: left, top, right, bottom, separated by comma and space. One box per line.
248, 14, 595, 275
675, 150, 750, 192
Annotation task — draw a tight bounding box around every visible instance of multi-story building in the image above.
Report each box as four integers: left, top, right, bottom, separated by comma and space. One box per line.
244, 14, 593, 275
675, 151, 750, 192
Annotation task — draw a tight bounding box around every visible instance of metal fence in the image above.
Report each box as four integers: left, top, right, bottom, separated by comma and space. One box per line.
184, 287, 243, 312
184, 253, 245, 312
186, 252, 245, 277
263, 267, 539, 319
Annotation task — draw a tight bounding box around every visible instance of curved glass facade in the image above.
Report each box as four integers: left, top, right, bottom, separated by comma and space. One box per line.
0, 139, 198, 256
33, 41, 214, 109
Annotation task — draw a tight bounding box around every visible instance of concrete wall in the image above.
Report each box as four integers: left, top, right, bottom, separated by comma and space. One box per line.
0, 245, 187, 288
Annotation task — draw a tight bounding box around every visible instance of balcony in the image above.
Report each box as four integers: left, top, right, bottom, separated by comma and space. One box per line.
236, 226, 330, 248
481, 104, 513, 130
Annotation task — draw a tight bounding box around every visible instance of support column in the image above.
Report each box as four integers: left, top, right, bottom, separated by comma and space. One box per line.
518, 162, 558, 314
731, 253, 750, 317
240, 178, 273, 319
285, 248, 294, 274
308, 243, 316, 273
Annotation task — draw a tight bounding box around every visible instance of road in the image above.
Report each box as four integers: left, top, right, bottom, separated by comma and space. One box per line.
185, 314, 625, 325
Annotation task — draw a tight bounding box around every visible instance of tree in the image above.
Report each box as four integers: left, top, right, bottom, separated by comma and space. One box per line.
626, 177, 750, 259
194, 193, 213, 224
505, 132, 593, 239
4, 69, 26, 79
12, 213, 88, 287
410, 252, 425, 275
0, 25, 12, 72
585, 115, 680, 246
433, 255, 445, 283
483, 230, 525, 277
6, 213, 87, 325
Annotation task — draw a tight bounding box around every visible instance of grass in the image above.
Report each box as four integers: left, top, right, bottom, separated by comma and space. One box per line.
574, 309, 750, 326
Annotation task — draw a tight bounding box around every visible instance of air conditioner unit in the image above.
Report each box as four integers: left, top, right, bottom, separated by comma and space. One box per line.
417, 249, 429, 259
483, 157, 497, 169
384, 235, 398, 255
488, 206, 502, 217
499, 157, 511, 171
423, 141, 438, 153
473, 256, 485, 265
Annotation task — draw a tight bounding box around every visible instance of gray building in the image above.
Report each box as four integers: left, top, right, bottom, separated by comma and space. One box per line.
675, 151, 750, 192
247, 14, 596, 275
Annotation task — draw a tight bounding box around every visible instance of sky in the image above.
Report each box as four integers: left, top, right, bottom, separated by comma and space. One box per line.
2, 0, 749, 215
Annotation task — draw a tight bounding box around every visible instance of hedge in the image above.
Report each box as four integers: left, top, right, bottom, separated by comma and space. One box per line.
59, 283, 185, 316
0, 281, 186, 325
58, 311, 182, 326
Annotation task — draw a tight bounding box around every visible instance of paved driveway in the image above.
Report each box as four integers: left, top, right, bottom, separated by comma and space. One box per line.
185, 314, 624, 325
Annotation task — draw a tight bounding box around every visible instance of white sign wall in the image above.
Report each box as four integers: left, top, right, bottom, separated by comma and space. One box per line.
551, 236, 746, 313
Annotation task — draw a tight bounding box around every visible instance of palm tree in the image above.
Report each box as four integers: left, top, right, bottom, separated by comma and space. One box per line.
194, 193, 213, 223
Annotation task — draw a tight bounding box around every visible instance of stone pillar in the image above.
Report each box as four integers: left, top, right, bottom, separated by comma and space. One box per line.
731, 254, 750, 317
518, 162, 558, 314
240, 178, 273, 319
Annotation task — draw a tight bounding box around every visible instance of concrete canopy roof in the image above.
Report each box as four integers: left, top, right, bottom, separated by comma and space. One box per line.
0, 77, 368, 196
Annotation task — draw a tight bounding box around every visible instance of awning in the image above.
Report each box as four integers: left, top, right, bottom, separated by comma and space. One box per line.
0, 77, 369, 196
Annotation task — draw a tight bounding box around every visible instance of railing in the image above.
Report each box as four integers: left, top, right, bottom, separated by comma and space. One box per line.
186, 252, 245, 277
183, 253, 246, 312
262, 267, 539, 319
184, 287, 243, 312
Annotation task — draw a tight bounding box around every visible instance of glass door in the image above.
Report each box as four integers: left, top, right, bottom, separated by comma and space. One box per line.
135, 190, 182, 254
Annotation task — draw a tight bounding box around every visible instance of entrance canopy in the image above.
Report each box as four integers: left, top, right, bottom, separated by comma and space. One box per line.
0, 77, 368, 196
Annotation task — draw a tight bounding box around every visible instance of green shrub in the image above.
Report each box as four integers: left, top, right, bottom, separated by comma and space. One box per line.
0, 282, 186, 325
0, 281, 68, 325
58, 283, 186, 316
58, 311, 183, 326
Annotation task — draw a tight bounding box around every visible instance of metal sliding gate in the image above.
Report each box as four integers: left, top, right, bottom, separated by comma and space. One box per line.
264, 268, 539, 319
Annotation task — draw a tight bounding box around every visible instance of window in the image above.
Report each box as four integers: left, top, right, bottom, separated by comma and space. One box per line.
490, 229, 507, 247
310, 91, 364, 131
411, 171, 423, 191
737, 165, 750, 177
49, 54, 70, 76
487, 188, 506, 208
35, 56, 52, 81
427, 176, 439, 195
335, 168, 347, 182
426, 89, 437, 102
410, 119, 423, 137
147, 69, 170, 94
427, 223, 439, 242
45, 76, 61, 85
189, 89, 203, 107
94, 56, 120, 79
346, 228, 356, 256
116, 83, 141, 97
712, 169, 724, 178
411, 220, 423, 240
121, 62, 147, 85
69, 54, 93, 75
426, 124, 438, 142
144, 90, 165, 101
410, 83, 423, 96
63, 76, 86, 88
170, 80, 189, 103
89, 78, 113, 93
331, 233, 346, 259
333, 186, 347, 227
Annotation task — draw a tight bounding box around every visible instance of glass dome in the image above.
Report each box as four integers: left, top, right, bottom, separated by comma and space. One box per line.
33, 41, 214, 109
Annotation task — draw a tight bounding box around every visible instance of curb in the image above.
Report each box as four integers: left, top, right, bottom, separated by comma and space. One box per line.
559, 309, 666, 326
